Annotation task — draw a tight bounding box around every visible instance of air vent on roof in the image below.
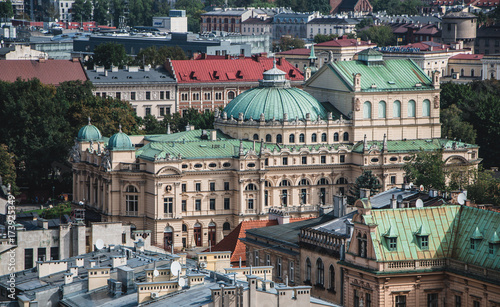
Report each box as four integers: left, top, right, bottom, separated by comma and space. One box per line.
112, 76, 118, 79
127, 76, 132, 79
160, 75, 166, 78
415, 83, 422, 87
388, 81, 395, 84
370, 84, 377, 88
144, 76, 150, 78
95, 76, 100, 79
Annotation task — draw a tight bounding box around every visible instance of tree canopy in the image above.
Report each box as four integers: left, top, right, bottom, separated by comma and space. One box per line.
358, 25, 395, 47
466, 168, 500, 206
402, 149, 446, 191
348, 170, 382, 203
134, 46, 186, 67
141, 108, 216, 135
370, 0, 422, 15
87, 42, 131, 69
71, 0, 93, 22
0, 0, 14, 20
273, 36, 305, 52
313, 34, 338, 43
174, 0, 204, 32
0, 144, 17, 194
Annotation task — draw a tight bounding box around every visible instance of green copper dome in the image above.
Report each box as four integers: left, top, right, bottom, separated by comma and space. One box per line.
108, 126, 134, 151
77, 119, 102, 141
223, 64, 328, 121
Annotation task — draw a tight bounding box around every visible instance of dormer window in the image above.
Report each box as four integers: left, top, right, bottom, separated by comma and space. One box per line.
415, 224, 430, 250
470, 227, 483, 251
384, 226, 398, 251
488, 230, 499, 255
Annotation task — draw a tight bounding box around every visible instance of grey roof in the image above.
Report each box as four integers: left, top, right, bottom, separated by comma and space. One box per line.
443, 11, 477, 19
313, 211, 355, 237
308, 17, 359, 25
202, 9, 249, 16
86, 67, 176, 85
367, 187, 419, 209
245, 212, 336, 247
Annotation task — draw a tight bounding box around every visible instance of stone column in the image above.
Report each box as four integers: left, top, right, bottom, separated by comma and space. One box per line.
238, 180, 244, 215
259, 179, 265, 215
174, 182, 181, 218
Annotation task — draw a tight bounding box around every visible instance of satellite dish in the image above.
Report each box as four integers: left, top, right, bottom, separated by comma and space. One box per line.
95, 239, 104, 250
170, 261, 181, 277
457, 193, 467, 205
419, 185, 424, 192
153, 269, 159, 277
416, 199, 424, 208
397, 195, 403, 203
178, 278, 186, 288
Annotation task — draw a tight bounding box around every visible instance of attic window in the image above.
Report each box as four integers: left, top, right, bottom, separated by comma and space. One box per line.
415, 225, 430, 250
388, 81, 395, 85
160, 75, 166, 78
236, 71, 243, 79
384, 226, 398, 251
388, 237, 397, 251
144, 76, 150, 78
289, 69, 296, 77
488, 231, 499, 254
94, 76, 100, 79
470, 227, 483, 251
370, 84, 377, 89
190, 72, 197, 80
127, 76, 132, 79
213, 71, 219, 79
415, 83, 422, 87
112, 76, 118, 79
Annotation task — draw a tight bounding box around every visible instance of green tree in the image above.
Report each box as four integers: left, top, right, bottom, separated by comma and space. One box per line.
143, 115, 167, 134
72, 0, 93, 22
313, 34, 338, 43
0, 144, 17, 194
356, 18, 373, 30
93, 0, 110, 25
348, 170, 382, 202
128, 0, 154, 26
358, 25, 395, 47
402, 149, 446, 191
134, 46, 186, 67
87, 42, 130, 69
466, 168, 500, 206
306, 0, 331, 14
0, 0, 13, 21
441, 104, 476, 144
274, 36, 305, 52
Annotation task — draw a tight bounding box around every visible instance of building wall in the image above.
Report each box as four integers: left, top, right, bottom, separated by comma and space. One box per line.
306, 23, 356, 40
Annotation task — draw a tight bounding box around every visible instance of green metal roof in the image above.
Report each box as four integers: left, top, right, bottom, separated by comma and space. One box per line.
144, 130, 231, 143
108, 131, 134, 151
328, 58, 433, 92
351, 139, 478, 154
366, 205, 500, 270
77, 124, 102, 141
223, 87, 329, 121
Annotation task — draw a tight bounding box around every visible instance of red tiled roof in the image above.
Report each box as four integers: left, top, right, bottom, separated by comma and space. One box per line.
450, 53, 484, 60
0, 59, 87, 85
169, 56, 303, 83
316, 38, 375, 47
209, 217, 313, 265
276, 48, 311, 56
399, 41, 450, 51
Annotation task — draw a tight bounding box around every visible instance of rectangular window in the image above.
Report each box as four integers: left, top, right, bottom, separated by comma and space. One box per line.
160, 107, 165, 116
224, 182, 230, 191
248, 199, 254, 209
210, 182, 215, 191
145, 107, 151, 116
282, 189, 288, 206
160, 91, 164, 100
289, 261, 294, 281
181, 200, 187, 212
254, 251, 259, 266
427, 293, 438, 307
420, 236, 429, 249
302, 156, 307, 165
25, 248, 34, 270
277, 257, 282, 278
116, 92, 121, 100
209, 199, 216, 210
301, 188, 307, 204
396, 295, 406, 307
283, 157, 288, 165
122, 233, 126, 244
181, 184, 186, 192
354, 290, 360, 307
266, 254, 271, 266
181, 93, 188, 101
471, 238, 476, 250
265, 158, 269, 166
473, 301, 480, 307
195, 199, 201, 211
166, 91, 170, 99
321, 155, 326, 164
164, 197, 173, 214
224, 198, 230, 210
102, 92, 106, 97
215, 92, 222, 100
340, 155, 345, 163
37, 247, 46, 262
131, 92, 136, 100
455, 295, 461, 307
195, 182, 201, 192
366, 293, 371, 307
146, 91, 151, 100
391, 175, 396, 184
389, 237, 397, 250
50, 247, 59, 260
126, 195, 138, 214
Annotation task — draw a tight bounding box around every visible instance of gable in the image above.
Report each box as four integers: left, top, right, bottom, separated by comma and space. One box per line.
305, 63, 352, 92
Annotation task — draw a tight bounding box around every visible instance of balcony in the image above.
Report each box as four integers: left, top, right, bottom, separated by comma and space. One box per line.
299, 228, 345, 254
120, 163, 145, 172
383, 259, 446, 272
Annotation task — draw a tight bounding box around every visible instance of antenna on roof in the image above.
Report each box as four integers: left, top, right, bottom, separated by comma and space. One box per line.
88, 116, 91, 125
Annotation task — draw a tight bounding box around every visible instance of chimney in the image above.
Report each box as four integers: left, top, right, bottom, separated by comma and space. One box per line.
72, 57, 79, 62
37, 218, 49, 229
391, 194, 397, 209
359, 188, 370, 199
210, 130, 217, 141
39, 57, 46, 63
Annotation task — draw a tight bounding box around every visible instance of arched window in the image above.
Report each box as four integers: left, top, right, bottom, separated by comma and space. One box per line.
336, 177, 348, 184
182, 224, 188, 232
316, 258, 324, 286
299, 133, 305, 142
378, 101, 386, 118
461, 69, 464, 76
451, 68, 454, 74
318, 178, 329, 185
208, 222, 216, 246
289, 134, 295, 143
125, 185, 138, 215
422, 99, 430, 117
299, 178, 310, 185
408, 100, 416, 117
245, 183, 257, 191
471, 69, 475, 77
266, 134, 272, 142
363, 101, 372, 119
253, 134, 259, 140
329, 265, 335, 290
279, 180, 291, 187
311, 133, 317, 142
276, 134, 282, 143
306, 258, 311, 281
223, 222, 231, 230
227, 91, 235, 100
357, 233, 367, 258
393, 100, 401, 118
343, 132, 349, 142
321, 133, 327, 142
334, 133, 339, 142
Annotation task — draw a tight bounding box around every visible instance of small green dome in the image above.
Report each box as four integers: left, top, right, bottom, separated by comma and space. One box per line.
224, 87, 328, 121
108, 128, 134, 151
77, 120, 102, 141
223, 65, 328, 121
